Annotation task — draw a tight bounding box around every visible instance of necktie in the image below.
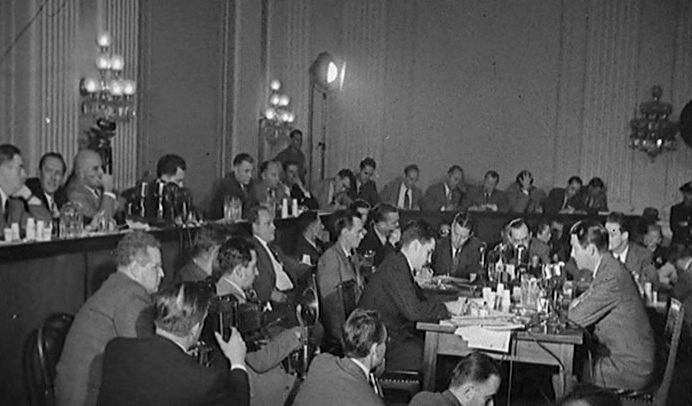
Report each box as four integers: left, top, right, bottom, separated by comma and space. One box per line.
453, 246, 461, 269
403, 189, 411, 209
348, 255, 364, 291
369, 373, 383, 397
485, 192, 490, 203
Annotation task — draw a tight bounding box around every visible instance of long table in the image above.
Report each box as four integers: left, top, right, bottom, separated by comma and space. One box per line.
417, 322, 583, 399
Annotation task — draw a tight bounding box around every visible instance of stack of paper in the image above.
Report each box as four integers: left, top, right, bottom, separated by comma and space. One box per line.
453, 326, 512, 353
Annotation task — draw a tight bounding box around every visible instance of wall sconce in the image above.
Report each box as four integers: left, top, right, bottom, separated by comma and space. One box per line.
629, 85, 678, 159
79, 33, 136, 122
262, 79, 295, 130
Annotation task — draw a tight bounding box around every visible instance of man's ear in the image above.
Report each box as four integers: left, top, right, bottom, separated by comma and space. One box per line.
459, 383, 475, 403
622, 230, 629, 242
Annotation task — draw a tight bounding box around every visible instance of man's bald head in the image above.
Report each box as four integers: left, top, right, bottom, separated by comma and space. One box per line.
74, 149, 104, 189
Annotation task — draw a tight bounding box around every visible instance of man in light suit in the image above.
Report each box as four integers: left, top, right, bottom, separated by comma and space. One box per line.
461, 170, 509, 212
66, 149, 119, 221
56, 231, 164, 406
293, 309, 387, 406
312, 169, 354, 211
421, 165, 465, 212
380, 164, 423, 210
431, 212, 484, 279
568, 220, 655, 390
97, 282, 250, 406
605, 212, 658, 290
208, 153, 256, 220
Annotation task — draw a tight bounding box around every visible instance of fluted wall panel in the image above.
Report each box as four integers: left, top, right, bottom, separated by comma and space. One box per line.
106, 0, 139, 188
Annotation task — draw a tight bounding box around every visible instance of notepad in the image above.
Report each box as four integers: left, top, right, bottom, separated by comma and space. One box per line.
454, 326, 512, 353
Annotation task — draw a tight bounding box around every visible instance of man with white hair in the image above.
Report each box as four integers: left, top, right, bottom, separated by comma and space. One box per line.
66, 149, 119, 220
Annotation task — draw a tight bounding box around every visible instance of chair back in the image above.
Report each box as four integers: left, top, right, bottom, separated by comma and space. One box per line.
23, 313, 74, 406
653, 298, 684, 406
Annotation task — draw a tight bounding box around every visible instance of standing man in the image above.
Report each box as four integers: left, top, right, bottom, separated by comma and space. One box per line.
462, 170, 509, 212
0, 144, 51, 230
56, 231, 164, 406
274, 129, 306, 179
357, 203, 400, 268
670, 182, 692, 248
568, 220, 655, 390
355, 157, 380, 206
421, 165, 465, 212
66, 149, 119, 221
380, 164, 423, 210
25, 152, 68, 217
209, 153, 256, 220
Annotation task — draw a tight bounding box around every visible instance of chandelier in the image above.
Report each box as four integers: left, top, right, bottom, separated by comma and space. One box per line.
262, 79, 295, 130
79, 33, 136, 122
629, 85, 678, 159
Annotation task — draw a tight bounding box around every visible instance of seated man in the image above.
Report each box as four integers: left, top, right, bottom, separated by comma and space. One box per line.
66, 149, 119, 221
293, 309, 387, 406
56, 231, 164, 406
431, 212, 484, 280
214, 237, 304, 406
543, 176, 584, 214
421, 165, 465, 212
284, 160, 318, 209
359, 221, 456, 371
530, 221, 552, 264
0, 144, 51, 231
583, 177, 608, 213
488, 218, 550, 269
506, 170, 546, 213
156, 153, 186, 187
313, 169, 354, 211
293, 211, 326, 267
355, 157, 380, 206
174, 224, 228, 284
208, 153, 256, 220
25, 152, 68, 217
605, 212, 657, 290
357, 203, 400, 268
568, 220, 655, 390
643, 223, 668, 269
350, 199, 371, 225
409, 352, 501, 406
97, 282, 250, 406
252, 160, 290, 207
461, 170, 509, 212
380, 164, 423, 210
317, 210, 366, 352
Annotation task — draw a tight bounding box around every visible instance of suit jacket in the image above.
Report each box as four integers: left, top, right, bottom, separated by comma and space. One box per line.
622, 242, 658, 289
252, 236, 311, 303
55, 272, 154, 406
317, 243, 360, 343
97, 335, 249, 406
358, 252, 448, 370
0, 195, 51, 233
568, 254, 655, 390
431, 235, 484, 279
542, 187, 585, 214
505, 183, 546, 213
294, 236, 324, 267
421, 181, 463, 212
251, 181, 289, 207
174, 260, 209, 284
356, 226, 396, 268
356, 180, 380, 206
208, 173, 256, 220
65, 179, 118, 220
293, 353, 384, 406
25, 177, 67, 214
670, 201, 692, 246
583, 191, 609, 213
409, 390, 462, 406
461, 185, 509, 212
312, 179, 352, 210
379, 178, 422, 210
289, 184, 319, 210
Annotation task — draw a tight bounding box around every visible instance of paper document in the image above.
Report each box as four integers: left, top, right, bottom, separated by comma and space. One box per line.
454, 326, 511, 353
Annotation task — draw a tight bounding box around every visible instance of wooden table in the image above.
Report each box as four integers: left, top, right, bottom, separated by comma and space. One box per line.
417, 321, 583, 399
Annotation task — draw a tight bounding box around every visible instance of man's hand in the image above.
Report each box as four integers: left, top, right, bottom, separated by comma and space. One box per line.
100, 173, 114, 193
519, 172, 533, 190
658, 262, 679, 289
215, 328, 247, 367
388, 228, 401, 245
271, 289, 288, 303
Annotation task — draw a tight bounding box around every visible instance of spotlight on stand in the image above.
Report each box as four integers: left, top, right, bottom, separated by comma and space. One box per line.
309, 52, 345, 93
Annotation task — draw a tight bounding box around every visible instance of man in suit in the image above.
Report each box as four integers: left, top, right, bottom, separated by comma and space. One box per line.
605, 211, 658, 290
542, 176, 584, 214
355, 157, 380, 206
0, 144, 51, 232
25, 152, 68, 217
357, 203, 400, 268
174, 224, 228, 284
284, 160, 318, 209
293, 309, 387, 406
294, 211, 326, 267
97, 282, 250, 406
208, 153, 256, 220
380, 164, 423, 210
252, 160, 290, 207
462, 170, 509, 212
274, 129, 306, 179
156, 153, 186, 187
568, 220, 655, 390
66, 149, 119, 221
431, 212, 484, 279
312, 169, 354, 210
421, 165, 465, 212
410, 352, 501, 406
488, 218, 550, 267
56, 231, 164, 406
670, 181, 692, 247
317, 210, 366, 351
359, 221, 456, 371
506, 170, 546, 213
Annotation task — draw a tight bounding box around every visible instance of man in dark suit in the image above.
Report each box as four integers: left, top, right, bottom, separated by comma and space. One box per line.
293, 211, 326, 267
359, 221, 454, 371
0, 144, 51, 233
25, 152, 68, 217
568, 220, 655, 390
66, 149, 120, 221
410, 352, 501, 406
670, 182, 692, 247
431, 212, 484, 279
605, 212, 658, 290
421, 165, 465, 212
380, 164, 423, 210
97, 282, 250, 406
461, 170, 509, 212
357, 203, 400, 268
208, 153, 256, 220
284, 160, 318, 209
293, 309, 387, 406
56, 232, 164, 406
355, 157, 380, 206
543, 176, 584, 214
312, 169, 354, 211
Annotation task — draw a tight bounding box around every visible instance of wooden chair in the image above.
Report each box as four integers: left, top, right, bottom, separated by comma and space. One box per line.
22, 313, 74, 406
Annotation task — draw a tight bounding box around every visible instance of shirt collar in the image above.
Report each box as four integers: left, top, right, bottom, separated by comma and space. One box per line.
0, 186, 7, 209
349, 358, 370, 378
374, 226, 387, 245
221, 276, 246, 301
593, 256, 604, 277
402, 252, 415, 275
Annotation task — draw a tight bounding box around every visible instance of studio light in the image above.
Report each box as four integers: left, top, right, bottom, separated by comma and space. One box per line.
310, 52, 345, 92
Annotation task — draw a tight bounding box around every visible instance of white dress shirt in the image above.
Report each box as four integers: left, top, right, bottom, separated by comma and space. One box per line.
256, 236, 294, 291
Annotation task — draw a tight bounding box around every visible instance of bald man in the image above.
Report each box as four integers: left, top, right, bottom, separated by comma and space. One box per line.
66, 150, 119, 220
251, 160, 290, 205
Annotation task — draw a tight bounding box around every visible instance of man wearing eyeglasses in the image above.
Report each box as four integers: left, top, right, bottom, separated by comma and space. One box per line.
56, 231, 165, 406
